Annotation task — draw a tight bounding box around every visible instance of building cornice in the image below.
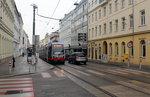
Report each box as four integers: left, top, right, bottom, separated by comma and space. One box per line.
0, 21, 14, 37
88, 30, 150, 42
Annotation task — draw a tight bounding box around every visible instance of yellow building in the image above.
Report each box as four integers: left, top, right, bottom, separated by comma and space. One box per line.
88, 0, 150, 65
0, 0, 14, 62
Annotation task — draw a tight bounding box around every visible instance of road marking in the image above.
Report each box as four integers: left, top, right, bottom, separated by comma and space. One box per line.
53, 71, 66, 77
87, 70, 105, 76
41, 72, 51, 78
0, 78, 34, 97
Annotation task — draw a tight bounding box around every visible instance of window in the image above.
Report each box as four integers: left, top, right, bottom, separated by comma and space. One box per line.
109, 22, 112, 33
122, 0, 125, 8
88, 16, 90, 23
95, 12, 97, 21
140, 10, 145, 25
115, 42, 119, 56
109, 43, 112, 56
95, 0, 97, 4
88, 29, 91, 38
122, 42, 126, 56
104, 7, 106, 16
129, 14, 134, 28
95, 26, 97, 36
99, 44, 102, 59
129, 41, 134, 57
129, 0, 133, 5
99, 10, 101, 19
122, 17, 126, 30
115, 19, 118, 32
92, 28, 94, 37
109, 3, 112, 14
115, 0, 118, 11
104, 23, 106, 34
92, 14, 94, 22
140, 40, 146, 57
99, 25, 101, 35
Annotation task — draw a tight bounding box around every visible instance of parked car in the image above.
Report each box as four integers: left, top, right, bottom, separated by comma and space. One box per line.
68, 52, 87, 64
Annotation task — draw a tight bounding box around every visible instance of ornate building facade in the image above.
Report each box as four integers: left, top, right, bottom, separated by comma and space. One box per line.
0, 0, 14, 62
88, 0, 150, 65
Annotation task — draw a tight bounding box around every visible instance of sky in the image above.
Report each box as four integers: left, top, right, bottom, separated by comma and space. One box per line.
14, 0, 81, 43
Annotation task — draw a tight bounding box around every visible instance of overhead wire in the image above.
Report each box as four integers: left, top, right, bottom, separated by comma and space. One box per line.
41, 0, 61, 33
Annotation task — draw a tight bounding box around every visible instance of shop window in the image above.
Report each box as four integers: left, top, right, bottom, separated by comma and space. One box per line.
99, 44, 102, 59
129, 41, 134, 57
109, 43, 112, 56
122, 42, 126, 56
115, 42, 119, 56
140, 40, 146, 57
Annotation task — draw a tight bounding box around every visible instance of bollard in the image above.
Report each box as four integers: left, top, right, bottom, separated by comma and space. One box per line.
139, 58, 142, 70
127, 58, 130, 68
9, 61, 12, 73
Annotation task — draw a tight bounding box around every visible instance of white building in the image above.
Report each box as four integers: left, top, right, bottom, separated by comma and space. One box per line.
59, 11, 73, 54
50, 31, 59, 43
0, 0, 14, 62
12, 2, 23, 57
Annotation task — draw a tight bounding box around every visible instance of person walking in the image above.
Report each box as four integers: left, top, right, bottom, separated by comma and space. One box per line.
12, 57, 15, 68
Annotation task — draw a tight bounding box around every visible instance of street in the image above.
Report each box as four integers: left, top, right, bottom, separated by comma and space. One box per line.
0, 57, 150, 97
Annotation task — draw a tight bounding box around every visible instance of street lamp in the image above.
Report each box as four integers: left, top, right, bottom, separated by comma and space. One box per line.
31, 4, 38, 56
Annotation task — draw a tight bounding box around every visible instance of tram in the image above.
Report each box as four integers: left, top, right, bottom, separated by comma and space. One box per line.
39, 42, 65, 64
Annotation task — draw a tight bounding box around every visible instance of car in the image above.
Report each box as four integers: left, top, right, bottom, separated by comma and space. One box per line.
68, 52, 87, 64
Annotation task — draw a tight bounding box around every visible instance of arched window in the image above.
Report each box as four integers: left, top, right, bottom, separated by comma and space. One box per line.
99, 44, 102, 59
140, 40, 146, 57
122, 42, 126, 56
88, 47, 90, 57
129, 41, 134, 57
115, 42, 119, 56
109, 43, 112, 56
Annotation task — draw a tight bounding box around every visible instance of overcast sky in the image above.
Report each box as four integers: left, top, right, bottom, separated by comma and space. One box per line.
14, 0, 81, 43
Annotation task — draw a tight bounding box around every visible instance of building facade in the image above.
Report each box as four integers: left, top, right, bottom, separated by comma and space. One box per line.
88, 0, 150, 65
11, 1, 23, 57
59, 11, 73, 55
59, 0, 88, 55
0, 0, 14, 62
71, 0, 88, 54
49, 31, 59, 42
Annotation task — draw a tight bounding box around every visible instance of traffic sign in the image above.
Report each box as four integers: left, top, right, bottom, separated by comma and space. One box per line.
78, 33, 86, 41
127, 41, 133, 48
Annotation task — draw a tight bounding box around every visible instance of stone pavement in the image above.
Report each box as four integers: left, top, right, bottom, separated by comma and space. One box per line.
88, 59, 150, 73
0, 56, 54, 78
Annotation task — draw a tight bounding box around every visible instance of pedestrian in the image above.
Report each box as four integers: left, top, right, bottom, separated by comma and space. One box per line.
12, 57, 15, 68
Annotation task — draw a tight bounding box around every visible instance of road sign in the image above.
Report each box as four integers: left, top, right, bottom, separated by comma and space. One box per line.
127, 41, 133, 48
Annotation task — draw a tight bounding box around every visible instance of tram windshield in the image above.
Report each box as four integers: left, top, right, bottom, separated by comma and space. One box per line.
52, 44, 64, 55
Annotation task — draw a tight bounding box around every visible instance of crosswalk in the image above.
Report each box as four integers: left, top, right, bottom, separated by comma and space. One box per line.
0, 78, 34, 97
41, 71, 66, 78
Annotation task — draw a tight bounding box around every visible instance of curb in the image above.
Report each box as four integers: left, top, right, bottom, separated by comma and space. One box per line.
0, 66, 55, 78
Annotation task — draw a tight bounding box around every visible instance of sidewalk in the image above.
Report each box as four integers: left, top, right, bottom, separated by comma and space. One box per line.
88, 59, 150, 73
0, 56, 54, 78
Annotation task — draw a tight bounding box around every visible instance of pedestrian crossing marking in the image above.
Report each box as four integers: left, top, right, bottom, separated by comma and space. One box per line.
54, 71, 66, 77
41, 72, 51, 78
0, 78, 34, 97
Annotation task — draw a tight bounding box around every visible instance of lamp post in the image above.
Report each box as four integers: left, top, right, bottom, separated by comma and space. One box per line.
31, 4, 37, 56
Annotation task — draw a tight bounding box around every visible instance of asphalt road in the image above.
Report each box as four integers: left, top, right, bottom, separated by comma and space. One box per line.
0, 61, 150, 97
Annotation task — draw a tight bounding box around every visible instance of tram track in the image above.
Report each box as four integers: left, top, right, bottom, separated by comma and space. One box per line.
54, 65, 117, 97
59, 63, 150, 96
